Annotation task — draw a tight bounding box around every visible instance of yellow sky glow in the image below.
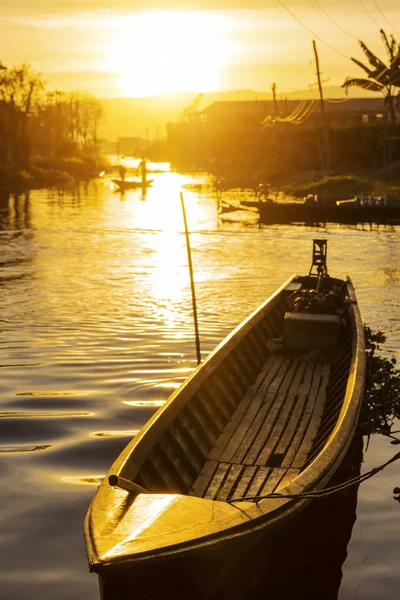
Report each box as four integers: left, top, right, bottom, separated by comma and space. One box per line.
106, 12, 233, 96
2, 4, 400, 97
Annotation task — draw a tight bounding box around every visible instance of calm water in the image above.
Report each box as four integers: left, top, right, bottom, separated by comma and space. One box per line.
0, 166, 399, 600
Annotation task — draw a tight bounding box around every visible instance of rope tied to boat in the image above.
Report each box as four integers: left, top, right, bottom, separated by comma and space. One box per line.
227, 451, 400, 504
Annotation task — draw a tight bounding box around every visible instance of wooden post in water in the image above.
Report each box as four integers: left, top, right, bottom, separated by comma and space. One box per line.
180, 192, 201, 365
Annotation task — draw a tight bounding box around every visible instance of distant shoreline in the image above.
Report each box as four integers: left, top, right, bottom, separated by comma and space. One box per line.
1, 155, 108, 193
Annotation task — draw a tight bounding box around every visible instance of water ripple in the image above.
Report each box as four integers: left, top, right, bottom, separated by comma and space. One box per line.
0, 180, 399, 600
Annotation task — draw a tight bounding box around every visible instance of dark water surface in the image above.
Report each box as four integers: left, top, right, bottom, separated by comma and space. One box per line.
0, 170, 399, 600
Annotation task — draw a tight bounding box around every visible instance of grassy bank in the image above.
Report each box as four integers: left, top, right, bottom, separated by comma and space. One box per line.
282, 172, 400, 200
282, 175, 374, 200
0, 155, 108, 192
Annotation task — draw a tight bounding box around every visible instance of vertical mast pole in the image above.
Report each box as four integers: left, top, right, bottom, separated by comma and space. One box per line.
180, 192, 201, 365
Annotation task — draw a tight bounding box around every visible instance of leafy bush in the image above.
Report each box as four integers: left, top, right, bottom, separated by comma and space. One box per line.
360, 326, 400, 439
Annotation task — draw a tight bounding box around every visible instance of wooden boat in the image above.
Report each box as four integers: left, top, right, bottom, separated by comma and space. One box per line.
84, 240, 365, 597
112, 179, 153, 190
258, 198, 400, 225
217, 201, 240, 214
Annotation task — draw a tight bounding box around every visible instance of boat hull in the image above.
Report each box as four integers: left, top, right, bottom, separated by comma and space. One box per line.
85, 268, 365, 597
96, 434, 364, 599
112, 179, 153, 190
258, 201, 400, 225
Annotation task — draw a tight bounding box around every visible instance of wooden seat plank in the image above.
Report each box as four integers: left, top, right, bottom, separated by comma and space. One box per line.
230, 465, 258, 500
225, 357, 294, 465
291, 372, 330, 468
280, 363, 324, 469
256, 467, 287, 496
239, 360, 301, 465
212, 354, 286, 462
204, 463, 230, 500
255, 361, 308, 466
190, 359, 332, 501
189, 460, 218, 497
246, 466, 271, 497
217, 464, 244, 502
271, 363, 316, 458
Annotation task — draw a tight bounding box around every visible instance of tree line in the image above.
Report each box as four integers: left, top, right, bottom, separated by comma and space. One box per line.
0, 63, 103, 171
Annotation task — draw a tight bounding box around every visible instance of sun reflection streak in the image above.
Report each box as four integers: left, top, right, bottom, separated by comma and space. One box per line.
119, 173, 207, 335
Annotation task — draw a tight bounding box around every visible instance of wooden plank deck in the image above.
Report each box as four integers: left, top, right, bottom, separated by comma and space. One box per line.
189, 352, 330, 502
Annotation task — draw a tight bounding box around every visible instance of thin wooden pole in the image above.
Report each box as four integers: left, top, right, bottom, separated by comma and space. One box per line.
180, 192, 201, 365
272, 82, 278, 116
312, 39, 331, 171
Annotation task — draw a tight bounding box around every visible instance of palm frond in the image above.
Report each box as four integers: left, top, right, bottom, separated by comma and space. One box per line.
342, 77, 384, 92
359, 40, 387, 71
351, 57, 373, 76
380, 29, 393, 60
390, 35, 397, 57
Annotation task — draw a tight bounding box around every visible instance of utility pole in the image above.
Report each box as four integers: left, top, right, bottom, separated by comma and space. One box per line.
272, 82, 278, 116
312, 40, 331, 171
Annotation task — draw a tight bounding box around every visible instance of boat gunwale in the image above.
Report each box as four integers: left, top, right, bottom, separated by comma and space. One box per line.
85, 276, 366, 571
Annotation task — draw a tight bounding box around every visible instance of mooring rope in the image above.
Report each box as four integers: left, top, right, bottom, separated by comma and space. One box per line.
228, 451, 400, 504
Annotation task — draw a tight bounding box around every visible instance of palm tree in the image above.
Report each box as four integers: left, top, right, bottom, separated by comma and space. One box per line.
342, 29, 400, 129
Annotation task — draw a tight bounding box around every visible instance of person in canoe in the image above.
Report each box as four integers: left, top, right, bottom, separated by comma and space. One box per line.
118, 164, 127, 182
138, 157, 147, 186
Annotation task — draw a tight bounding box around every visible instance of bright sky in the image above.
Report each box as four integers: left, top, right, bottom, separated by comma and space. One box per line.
1, 0, 400, 97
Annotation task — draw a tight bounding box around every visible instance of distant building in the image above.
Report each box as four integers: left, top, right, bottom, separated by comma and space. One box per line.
201, 98, 388, 132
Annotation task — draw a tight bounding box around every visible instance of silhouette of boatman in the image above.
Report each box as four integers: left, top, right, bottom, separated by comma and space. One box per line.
118, 164, 126, 182
138, 157, 147, 186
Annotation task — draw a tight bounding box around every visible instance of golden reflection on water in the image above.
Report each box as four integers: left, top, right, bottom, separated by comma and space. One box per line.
0, 445, 51, 453
60, 475, 104, 486
16, 391, 93, 397
1, 172, 399, 599
0, 411, 94, 418
150, 229, 188, 313
123, 400, 165, 407
90, 430, 140, 438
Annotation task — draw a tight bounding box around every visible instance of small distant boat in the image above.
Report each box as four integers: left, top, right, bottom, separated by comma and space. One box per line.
112, 179, 153, 191
218, 201, 240, 214
240, 198, 273, 209
84, 240, 365, 597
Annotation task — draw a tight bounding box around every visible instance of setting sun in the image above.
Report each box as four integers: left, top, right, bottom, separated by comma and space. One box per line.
106, 11, 232, 97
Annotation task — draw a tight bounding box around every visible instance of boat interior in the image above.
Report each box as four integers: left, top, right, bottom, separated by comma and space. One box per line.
118, 275, 354, 504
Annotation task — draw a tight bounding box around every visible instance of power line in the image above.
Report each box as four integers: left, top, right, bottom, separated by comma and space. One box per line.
310, 0, 360, 41
371, 0, 400, 38
276, 0, 351, 59
358, 0, 381, 28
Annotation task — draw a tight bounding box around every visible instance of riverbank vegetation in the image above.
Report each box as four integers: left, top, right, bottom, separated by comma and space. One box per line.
0, 63, 106, 191
360, 326, 400, 442
164, 118, 400, 200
